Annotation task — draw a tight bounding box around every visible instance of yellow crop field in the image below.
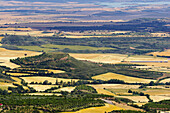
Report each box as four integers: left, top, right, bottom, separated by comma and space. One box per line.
69, 53, 127, 63
0, 47, 41, 68
11, 77, 22, 84
91, 84, 140, 96
147, 49, 170, 57
0, 82, 16, 90
0, 28, 32, 31
91, 84, 140, 89
61, 35, 117, 38
0, 37, 4, 41
90, 84, 117, 96
92, 72, 155, 83
6, 72, 30, 76
160, 78, 170, 83
28, 85, 59, 91
117, 96, 149, 103
53, 87, 75, 92
21, 76, 78, 84
150, 95, 170, 102
133, 103, 146, 107
61, 104, 124, 113
125, 55, 167, 61
25, 93, 61, 96
123, 55, 170, 67
47, 69, 65, 73
142, 89, 170, 96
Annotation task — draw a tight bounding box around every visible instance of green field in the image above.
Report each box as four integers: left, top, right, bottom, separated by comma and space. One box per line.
41, 44, 115, 51
17, 46, 54, 52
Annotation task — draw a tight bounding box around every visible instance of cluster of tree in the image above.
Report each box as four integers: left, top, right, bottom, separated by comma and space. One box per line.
2, 35, 169, 54
114, 97, 134, 104
8, 83, 36, 93
72, 85, 97, 94
0, 95, 105, 112
143, 100, 170, 112
0, 66, 14, 82
45, 19, 169, 32
0, 84, 114, 113
0, 89, 8, 95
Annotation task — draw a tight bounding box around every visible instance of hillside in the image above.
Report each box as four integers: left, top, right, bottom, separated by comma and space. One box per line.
0, 66, 14, 82
10, 52, 108, 79
9, 52, 163, 80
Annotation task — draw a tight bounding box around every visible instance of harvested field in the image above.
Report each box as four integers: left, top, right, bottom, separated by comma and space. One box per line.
150, 96, 170, 102
91, 84, 140, 96
124, 55, 170, 67
11, 77, 21, 84
147, 49, 170, 57
69, 53, 127, 63
61, 103, 124, 113
0, 47, 41, 68
25, 93, 61, 96
117, 96, 149, 103
0, 82, 16, 90
92, 72, 156, 83
142, 89, 170, 96
160, 78, 170, 83
125, 55, 167, 61
0, 78, 13, 83
21, 76, 78, 84
46, 69, 65, 74
90, 84, 140, 89
28, 85, 58, 91
52, 87, 75, 93
6, 72, 30, 76
0, 37, 4, 41
112, 100, 144, 111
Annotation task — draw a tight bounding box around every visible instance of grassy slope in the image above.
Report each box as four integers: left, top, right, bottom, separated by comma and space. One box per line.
10, 52, 108, 79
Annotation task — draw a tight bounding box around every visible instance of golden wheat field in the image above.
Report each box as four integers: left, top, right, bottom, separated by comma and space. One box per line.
142, 89, 170, 96
69, 53, 127, 63
0, 27, 55, 37
0, 82, 16, 90
60, 103, 124, 113
11, 77, 22, 84
52, 87, 75, 92
150, 95, 170, 102
28, 85, 59, 91
160, 78, 170, 83
21, 76, 79, 84
25, 93, 61, 96
0, 47, 41, 68
0, 37, 4, 41
46, 69, 65, 74
117, 96, 149, 103
6, 72, 30, 76
90, 84, 140, 96
147, 49, 170, 57
92, 72, 156, 83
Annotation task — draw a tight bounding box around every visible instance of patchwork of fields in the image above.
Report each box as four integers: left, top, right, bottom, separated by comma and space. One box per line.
0, 47, 41, 68
92, 72, 156, 83
21, 76, 78, 84
61, 103, 124, 113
